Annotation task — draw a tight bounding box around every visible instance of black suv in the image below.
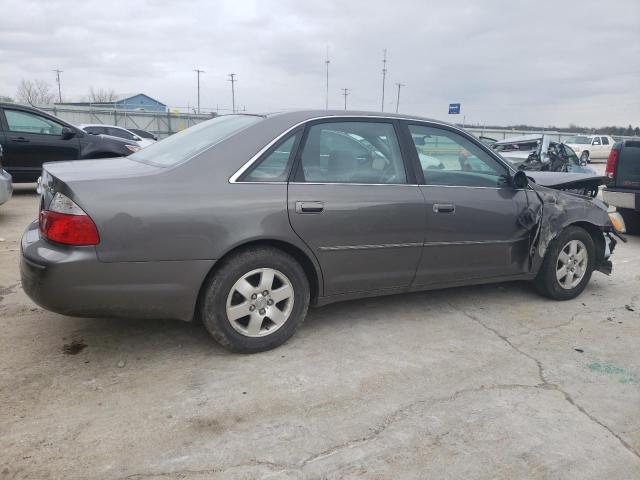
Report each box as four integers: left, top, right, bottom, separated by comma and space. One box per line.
0, 103, 140, 183
603, 139, 640, 233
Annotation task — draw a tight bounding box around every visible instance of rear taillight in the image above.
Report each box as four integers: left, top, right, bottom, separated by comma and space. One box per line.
39, 193, 100, 245
605, 147, 619, 180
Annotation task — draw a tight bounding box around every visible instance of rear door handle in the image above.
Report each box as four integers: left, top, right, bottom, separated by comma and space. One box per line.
295, 201, 325, 214
433, 203, 455, 214
10, 136, 30, 143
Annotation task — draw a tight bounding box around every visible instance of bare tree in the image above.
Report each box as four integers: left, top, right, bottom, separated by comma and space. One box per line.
16, 79, 55, 106
88, 87, 117, 103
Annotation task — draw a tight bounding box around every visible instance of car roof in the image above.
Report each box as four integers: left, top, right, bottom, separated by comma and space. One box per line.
262, 109, 447, 124
79, 124, 130, 129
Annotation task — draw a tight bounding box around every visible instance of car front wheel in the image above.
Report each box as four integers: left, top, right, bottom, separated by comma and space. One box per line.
534, 226, 595, 300
200, 247, 310, 353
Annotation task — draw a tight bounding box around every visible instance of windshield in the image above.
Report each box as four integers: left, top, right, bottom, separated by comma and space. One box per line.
129, 114, 263, 167
565, 135, 591, 144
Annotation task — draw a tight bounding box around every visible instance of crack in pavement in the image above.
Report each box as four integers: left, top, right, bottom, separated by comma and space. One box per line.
120, 303, 640, 479
120, 383, 546, 480
452, 303, 640, 462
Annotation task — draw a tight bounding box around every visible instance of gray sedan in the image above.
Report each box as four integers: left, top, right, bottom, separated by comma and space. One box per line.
21, 111, 622, 352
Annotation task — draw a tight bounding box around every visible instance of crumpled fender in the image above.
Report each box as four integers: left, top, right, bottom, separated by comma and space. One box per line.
526, 184, 614, 274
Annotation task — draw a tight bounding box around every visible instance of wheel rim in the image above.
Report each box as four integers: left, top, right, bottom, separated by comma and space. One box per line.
225, 268, 294, 338
556, 239, 588, 290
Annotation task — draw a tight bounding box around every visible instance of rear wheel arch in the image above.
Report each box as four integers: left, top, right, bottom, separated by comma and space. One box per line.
194, 239, 322, 320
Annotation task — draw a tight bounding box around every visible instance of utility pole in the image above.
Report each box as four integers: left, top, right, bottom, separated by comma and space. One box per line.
341, 88, 350, 110
193, 69, 204, 114
228, 73, 237, 113
395, 83, 404, 113
325, 46, 330, 110
53, 69, 63, 103
381, 48, 387, 112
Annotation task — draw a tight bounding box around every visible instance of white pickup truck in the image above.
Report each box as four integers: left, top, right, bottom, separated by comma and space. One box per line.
564, 135, 615, 163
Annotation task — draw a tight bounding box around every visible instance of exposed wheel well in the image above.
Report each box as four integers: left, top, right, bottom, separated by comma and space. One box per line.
569, 221, 605, 263
194, 240, 321, 321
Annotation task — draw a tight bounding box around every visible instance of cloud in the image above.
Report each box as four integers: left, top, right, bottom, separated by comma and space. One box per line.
0, 0, 638, 126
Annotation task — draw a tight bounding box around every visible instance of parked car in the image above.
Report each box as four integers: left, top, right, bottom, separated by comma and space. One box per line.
78, 124, 155, 148
493, 135, 595, 174
0, 103, 141, 183
0, 144, 13, 206
127, 128, 158, 142
603, 139, 640, 233
21, 111, 623, 352
564, 135, 615, 163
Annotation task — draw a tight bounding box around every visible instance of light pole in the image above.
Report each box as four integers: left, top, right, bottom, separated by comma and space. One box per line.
341, 88, 350, 110
381, 49, 387, 112
228, 73, 237, 113
53, 69, 63, 103
325, 46, 330, 110
395, 83, 404, 113
193, 69, 204, 114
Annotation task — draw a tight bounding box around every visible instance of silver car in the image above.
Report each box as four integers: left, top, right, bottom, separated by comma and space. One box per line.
0, 145, 13, 206
21, 111, 622, 352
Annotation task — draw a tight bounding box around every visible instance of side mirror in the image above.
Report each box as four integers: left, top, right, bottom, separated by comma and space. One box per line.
61, 127, 76, 140
133, 135, 142, 142
512, 170, 529, 189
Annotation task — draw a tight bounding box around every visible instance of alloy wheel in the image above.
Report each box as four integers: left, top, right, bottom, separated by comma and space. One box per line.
556, 239, 588, 289
225, 268, 294, 337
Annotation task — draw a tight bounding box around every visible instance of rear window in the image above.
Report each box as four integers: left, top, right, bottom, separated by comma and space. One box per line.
129, 115, 262, 167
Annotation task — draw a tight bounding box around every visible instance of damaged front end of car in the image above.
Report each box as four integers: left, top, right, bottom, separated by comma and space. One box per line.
517, 177, 626, 278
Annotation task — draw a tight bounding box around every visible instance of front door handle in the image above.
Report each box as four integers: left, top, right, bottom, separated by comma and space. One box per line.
295, 201, 325, 214
433, 203, 455, 214
10, 136, 30, 143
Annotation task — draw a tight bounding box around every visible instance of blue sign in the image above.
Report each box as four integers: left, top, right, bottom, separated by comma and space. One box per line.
448, 103, 461, 114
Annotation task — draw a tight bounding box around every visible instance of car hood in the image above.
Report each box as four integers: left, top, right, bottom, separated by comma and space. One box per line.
525, 171, 606, 190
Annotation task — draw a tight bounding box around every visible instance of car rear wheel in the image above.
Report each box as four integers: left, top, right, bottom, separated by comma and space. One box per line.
534, 226, 595, 300
200, 247, 310, 353
580, 151, 590, 163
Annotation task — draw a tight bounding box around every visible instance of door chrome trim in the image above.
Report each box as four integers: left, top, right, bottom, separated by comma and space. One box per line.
229, 114, 512, 183
318, 237, 528, 252
319, 242, 423, 252
423, 237, 529, 247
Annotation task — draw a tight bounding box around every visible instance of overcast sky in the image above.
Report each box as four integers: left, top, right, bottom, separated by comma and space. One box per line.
1, 0, 638, 127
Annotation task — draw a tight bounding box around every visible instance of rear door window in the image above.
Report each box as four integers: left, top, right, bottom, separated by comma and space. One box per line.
297, 121, 407, 184
601, 137, 609, 145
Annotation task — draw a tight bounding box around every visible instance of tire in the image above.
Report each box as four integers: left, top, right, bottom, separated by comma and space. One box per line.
199, 247, 310, 353
580, 151, 590, 164
619, 208, 640, 235
534, 226, 595, 300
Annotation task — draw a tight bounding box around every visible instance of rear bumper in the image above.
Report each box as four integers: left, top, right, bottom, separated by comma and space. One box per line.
20, 221, 215, 321
603, 188, 639, 211
0, 169, 12, 205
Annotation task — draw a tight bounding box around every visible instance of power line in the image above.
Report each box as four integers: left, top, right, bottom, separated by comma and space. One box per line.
395, 83, 405, 113
381, 49, 387, 112
53, 69, 63, 103
193, 69, 205, 114
325, 46, 330, 110
228, 73, 237, 113
341, 88, 350, 110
